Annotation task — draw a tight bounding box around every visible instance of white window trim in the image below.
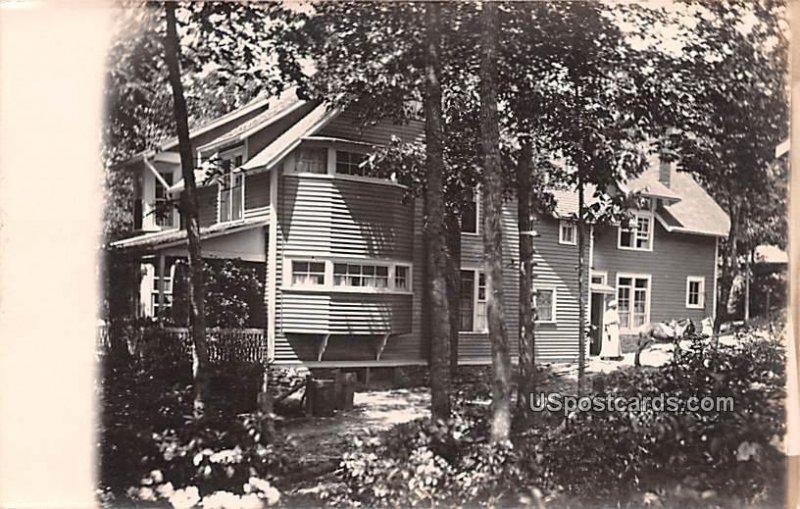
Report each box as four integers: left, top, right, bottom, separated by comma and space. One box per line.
616, 272, 652, 331
534, 286, 558, 324
558, 219, 577, 245
458, 267, 488, 333
617, 212, 654, 252
462, 186, 481, 236
591, 270, 608, 286
686, 276, 706, 309
283, 257, 413, 294
216, 148, 246, 224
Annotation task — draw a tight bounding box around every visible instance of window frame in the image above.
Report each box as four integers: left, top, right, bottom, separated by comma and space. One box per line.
590, 271, 608, 286
216, 149, 246, 224
685, 276, 705, 309
288, 259, 328, 288
559, 219, 576, 245
458, 268, 488, 333
534, 287, 557, 324
283, 258, 413, 293
335, 150, 369, 177
461, 186, 481, 235
617, 212, 654, 252
294, 146, 329, 175
616, 272, 652, 331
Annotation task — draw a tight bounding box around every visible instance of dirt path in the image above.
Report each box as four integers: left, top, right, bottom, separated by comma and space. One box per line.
279, 387, 430, 463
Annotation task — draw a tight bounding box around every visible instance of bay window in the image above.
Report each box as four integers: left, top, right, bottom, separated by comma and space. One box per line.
335, 150, 368, 176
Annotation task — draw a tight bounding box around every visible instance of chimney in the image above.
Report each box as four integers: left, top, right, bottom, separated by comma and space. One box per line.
658, 158, 671, 188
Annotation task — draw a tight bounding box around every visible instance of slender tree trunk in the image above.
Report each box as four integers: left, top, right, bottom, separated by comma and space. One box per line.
744, 246, 752, 324
424, 2, 451, 421
517, 135, 536, 407
480, 1, 512, 442
577, 168, 587, 395
444, 208, 461, 376
164, 3, 210, 418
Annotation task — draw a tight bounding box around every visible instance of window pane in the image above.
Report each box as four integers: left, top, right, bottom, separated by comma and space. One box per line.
620, 229, 633, 247
475, 303, 487, 331
459, 270, 475, 331
298, 148, 327, 174
536, 289, 553, 322
477, 273, 486, 301
395, 266, 408, 289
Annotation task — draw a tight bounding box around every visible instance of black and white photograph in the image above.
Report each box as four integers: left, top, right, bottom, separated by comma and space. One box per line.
0, 0, 798, 508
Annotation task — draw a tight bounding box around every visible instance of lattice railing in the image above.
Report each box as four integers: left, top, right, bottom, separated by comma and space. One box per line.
98, 325, 268, 364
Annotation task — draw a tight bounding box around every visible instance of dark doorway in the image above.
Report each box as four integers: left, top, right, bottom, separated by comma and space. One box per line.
590, 292, 605, 356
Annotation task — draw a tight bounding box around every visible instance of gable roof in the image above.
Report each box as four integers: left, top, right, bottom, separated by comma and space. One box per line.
118, 95, 274, 168
196, 88, 307, 153
648, 168, 730, 237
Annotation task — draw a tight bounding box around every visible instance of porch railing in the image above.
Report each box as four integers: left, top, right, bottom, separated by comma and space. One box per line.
97, 325, 267, 364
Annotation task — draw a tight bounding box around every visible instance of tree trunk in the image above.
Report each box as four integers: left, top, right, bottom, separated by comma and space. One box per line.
744, 247, 752, 324
424, 2, 451, 421
444, 208, 461, 376
714, 203, 740, 339
480, 1, 512, 443
164, 3, 210, 418
577, 168, 587, 395
517, 135, 536, 407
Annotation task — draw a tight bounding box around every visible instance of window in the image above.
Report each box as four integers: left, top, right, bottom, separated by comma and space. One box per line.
334, 263, 389, 288
686, 276, 705, 309
218, 153, 244, 223
559, 220, 576, 245
617, 275, 650, 329
150, 262, 175, 317
591, 271, 608, 286
291, 261, 326, 287
297, 148, 328, 174
155, 171, 174, 227
335, 151, 368, 176
618, 213, 653, 251
461, 187, 479, 234
394, 265, 410, 290
534, 288, 556, 323
459, 269, 487, 332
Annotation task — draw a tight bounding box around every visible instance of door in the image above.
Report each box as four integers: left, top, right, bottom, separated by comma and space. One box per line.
590, 292, 605, 356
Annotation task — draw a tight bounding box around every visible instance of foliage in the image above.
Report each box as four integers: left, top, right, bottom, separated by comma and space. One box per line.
172, 259, 264, 328
98, 354, 290, 509
328, 333, 785, 507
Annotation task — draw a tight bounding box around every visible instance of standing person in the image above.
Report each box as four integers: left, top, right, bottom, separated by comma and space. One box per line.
600, 299, 622, 360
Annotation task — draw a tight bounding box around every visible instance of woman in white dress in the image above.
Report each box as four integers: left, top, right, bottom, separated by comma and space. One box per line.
600, 299, 622, 360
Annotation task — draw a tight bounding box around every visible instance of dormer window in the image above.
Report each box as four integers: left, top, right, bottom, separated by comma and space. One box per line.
336, 151, 368, 176
218, 151, 244, 223
618, 212, 653, 251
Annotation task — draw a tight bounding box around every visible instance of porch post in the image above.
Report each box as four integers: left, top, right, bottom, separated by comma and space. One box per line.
157, 253, 166, 321
266, 167, 279, 361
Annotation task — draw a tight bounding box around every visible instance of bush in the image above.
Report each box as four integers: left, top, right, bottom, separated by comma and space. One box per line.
330, 333, 786, 508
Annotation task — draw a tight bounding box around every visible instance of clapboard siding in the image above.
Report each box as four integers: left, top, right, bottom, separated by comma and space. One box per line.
281, 291, 412, 334
317, 109, 425, 146
280, 175, 413, 259
458, 198, 521, 363
197, 186, 218, 227
244, 171, 270, 214
592, 221, 717, 328
529, 216, 590, 363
